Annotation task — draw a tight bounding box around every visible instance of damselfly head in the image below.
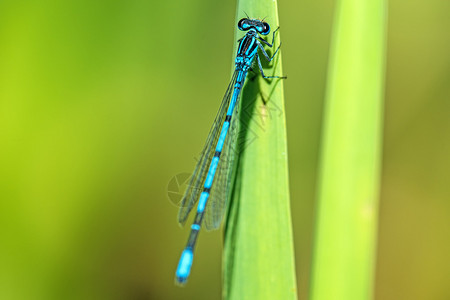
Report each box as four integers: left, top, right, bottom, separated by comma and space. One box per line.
237, 18, 270, 36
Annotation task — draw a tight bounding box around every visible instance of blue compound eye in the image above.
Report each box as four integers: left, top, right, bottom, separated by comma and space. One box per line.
238, 18, 250, 31
260, 22, 270, 35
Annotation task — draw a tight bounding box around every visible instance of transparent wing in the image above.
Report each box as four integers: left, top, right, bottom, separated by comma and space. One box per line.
178, 70, 239, 225
204, 88, 241, 230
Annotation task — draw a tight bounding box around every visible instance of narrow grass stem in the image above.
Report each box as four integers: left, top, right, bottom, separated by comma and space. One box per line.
310, 0, 387, 299
223, 1, 297, 299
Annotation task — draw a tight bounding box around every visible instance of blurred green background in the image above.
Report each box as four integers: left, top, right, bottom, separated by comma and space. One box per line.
0, 0, 449, 299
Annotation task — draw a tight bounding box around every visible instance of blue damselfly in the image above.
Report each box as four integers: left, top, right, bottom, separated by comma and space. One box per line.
175, 17, 285, 284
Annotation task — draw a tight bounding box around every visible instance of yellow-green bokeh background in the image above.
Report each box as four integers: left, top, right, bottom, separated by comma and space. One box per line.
1, 1, 449, 299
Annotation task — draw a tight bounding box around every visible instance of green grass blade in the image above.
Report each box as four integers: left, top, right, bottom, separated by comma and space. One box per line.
310, 0, 387, 299
223, 1, 297, 300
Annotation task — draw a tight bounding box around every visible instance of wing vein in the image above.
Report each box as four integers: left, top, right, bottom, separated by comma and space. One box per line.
177, 70, 239, 225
